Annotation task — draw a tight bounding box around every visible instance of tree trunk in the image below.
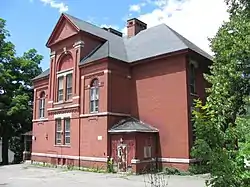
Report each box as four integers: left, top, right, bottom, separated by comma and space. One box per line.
1, 127, 9, 165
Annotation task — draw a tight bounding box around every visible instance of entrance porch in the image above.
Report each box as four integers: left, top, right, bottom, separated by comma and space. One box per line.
108, 117, 159, 173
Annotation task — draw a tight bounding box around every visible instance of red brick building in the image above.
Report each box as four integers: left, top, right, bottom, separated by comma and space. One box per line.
31, 13, 212, 173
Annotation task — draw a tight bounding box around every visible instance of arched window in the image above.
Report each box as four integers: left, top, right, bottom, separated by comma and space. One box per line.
90, 79, 99, 113
39, 91, 45, 118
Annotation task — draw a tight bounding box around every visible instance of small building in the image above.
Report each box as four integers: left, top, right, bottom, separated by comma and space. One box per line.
31, 13, 211, 173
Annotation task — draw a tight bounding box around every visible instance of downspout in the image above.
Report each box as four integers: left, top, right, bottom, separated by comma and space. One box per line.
78, 114, 81, 168
155, 132, 159, 171
77, 49, 81, 169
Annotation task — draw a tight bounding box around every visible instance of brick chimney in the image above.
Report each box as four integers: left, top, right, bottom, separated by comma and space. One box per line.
127, 18, 147, 38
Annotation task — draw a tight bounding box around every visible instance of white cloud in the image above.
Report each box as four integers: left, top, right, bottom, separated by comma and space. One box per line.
123, 0, 229, 55
40, 0, 69, 13
129, 4, 141, 12
129, 2, 146, 12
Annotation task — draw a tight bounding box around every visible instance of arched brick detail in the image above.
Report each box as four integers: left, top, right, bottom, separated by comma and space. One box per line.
57, 53, 73, 71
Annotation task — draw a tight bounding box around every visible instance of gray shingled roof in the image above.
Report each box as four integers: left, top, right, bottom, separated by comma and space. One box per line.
33, 68, 50, 81
65, 14, 128, 63
108, 117, 158, 133
33, 13, 213, 81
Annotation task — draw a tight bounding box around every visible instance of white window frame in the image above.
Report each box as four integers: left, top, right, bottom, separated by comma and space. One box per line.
39, 92, 45, 118
66, 73, 72, 100
57, 76, 64, 102
55, 119, 62, 145
90, 79, 99, 113
64, 118, 70, 145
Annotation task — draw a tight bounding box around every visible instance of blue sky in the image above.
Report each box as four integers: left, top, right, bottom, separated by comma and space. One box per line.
0, 0, 229, 71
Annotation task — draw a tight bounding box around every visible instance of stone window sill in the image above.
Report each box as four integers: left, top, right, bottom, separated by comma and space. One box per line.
32, 118, 49, 122
54, 144, 71, 148
53, 100, 73, 105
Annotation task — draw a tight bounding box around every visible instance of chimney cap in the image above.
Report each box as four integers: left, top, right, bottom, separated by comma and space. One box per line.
127, 18, 147, 27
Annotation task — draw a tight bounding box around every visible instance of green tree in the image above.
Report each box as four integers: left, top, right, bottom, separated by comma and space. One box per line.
0, 18, 43, 164
191, 1, 250, 186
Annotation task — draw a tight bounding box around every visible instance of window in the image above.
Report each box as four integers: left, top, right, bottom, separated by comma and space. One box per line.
64, 118, 70, 144
189, 63, 196, 94
90, 79, 99, 113
58, 76, 64, 102
55, 119, 62, 144
66, 73, 72, 100
39, 92, 45, 118
144, 146, 152, 158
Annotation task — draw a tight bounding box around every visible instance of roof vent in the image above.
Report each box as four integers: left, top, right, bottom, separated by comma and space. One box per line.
102, 27, 123, 37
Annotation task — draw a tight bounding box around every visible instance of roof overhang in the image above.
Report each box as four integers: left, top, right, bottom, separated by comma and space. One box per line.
108, 129, 159, 133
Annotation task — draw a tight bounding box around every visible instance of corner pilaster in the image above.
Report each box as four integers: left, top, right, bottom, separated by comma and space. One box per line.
33, 88, 37, 120
49, 51, 56, 105
72, 40, 84, 104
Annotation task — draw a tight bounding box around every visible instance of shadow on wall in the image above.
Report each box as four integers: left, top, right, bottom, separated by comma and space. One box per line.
0, 140, 15, 163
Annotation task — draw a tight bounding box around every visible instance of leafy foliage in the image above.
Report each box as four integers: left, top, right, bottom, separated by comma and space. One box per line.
190, 1, 250, 186
0, 18, 43, 164
226, 0, 250, 16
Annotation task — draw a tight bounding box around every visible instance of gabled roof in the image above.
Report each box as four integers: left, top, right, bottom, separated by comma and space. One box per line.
64, 14, 128, 64
108, 117, 159, 133
33, 13, 213, 81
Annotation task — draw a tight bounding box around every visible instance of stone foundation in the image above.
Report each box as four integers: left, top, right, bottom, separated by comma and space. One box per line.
31, 155, 107, 171
31, 154, 194, 174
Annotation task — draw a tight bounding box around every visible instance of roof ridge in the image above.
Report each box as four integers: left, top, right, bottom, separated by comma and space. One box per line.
63, 13, 123, 40
165, 24, 213, 60
161, 24, 188, 49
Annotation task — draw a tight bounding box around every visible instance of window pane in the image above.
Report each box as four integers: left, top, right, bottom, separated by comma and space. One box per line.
95, 100, 99, 111
58, 90, 63, 101
58, 76, 64, 102
95, 88, 99, 100
64, 119, 70, 131
56, 119, 62, 144
66, 88, 72, 100
65, 132, 70, 136
56, 133, 61, 144
64, 119, 70, 144
56, 120, 62, 131
189, 64, 196, 94
40, 98, 45, 109
66, 74, 72, 88
91, 79, 98, 87
190, 84, 195, 94
65, 136, 70, 144
39, 109, 44, 118
39, 98, 45, 118
90, 88, 95, 101
90, 101, 94, 112
58, 77, 64, 89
